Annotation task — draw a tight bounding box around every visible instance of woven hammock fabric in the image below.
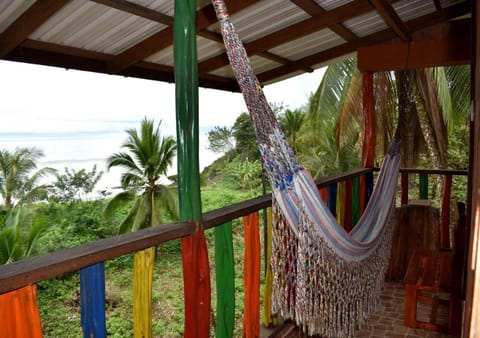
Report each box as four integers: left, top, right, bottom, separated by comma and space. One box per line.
211, 1, 400, 336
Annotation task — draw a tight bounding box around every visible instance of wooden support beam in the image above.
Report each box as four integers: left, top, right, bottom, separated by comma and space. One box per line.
369, 0, 411, 41
465, 0, 480, 336
358, 19, 471, 71
0, 0, 69, 58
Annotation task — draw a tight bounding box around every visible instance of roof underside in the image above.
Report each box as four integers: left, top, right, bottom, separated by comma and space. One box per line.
0, 0, 472, 92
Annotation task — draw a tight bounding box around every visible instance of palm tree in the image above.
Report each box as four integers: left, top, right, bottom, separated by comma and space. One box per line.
104, 117, 178, 338
105, 118, 178, 233
278, 108, 306, 153
0, 147, 54, 264
0, 147, 55, 214
303, 58, 469, 172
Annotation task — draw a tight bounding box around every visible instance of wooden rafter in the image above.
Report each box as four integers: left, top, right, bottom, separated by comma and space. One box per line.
199, 0, 378, 74
290, 0, 357, 41
369, 0, 411, 41
257, 0, 470, 84
106, 0, 260, 74
90, 0, 174, 25
0, 0, 69, 58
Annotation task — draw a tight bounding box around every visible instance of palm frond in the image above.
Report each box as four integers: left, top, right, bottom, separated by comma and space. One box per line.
104, 190, 137, 220
132, 193, 152, 231
154, 185, 179, 221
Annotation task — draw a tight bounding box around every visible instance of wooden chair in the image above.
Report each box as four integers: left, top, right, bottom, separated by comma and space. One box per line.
403, 202, 466, 336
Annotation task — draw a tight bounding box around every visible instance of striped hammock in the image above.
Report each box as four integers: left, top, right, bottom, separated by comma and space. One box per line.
211, 1, 401, 336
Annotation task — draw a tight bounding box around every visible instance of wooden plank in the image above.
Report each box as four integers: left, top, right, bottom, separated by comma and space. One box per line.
0, 221, 194, 294
358, 37, 470, 71
0, 285, 43, 338
80, 263, 106, 338
214, 222, 235, 337
464, 2, 480, 335
243, 213, 260, 338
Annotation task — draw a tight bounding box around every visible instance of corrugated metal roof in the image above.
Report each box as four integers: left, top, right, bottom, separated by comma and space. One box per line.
343, 9, 387, 38
228, 0, 308, 43
314, 0, 353, 11
270, 28, 345, 61
393, 0, 436, 22
30, 1, 166, 54
0, 0, 471, 91
0, 0, 34, 34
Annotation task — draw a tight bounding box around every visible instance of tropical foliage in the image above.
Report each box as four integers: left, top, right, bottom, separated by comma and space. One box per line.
50, 165, 104, 203
0, 147, 56, 264
296, 58, 470, 179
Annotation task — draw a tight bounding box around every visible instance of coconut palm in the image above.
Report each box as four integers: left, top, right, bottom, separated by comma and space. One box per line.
0, 147, 54, 264
302, 57, 469, 173
278, 108, 306, 153
104, 117, 178, 338
104, 118, 178, 233
0, 147, 55, 213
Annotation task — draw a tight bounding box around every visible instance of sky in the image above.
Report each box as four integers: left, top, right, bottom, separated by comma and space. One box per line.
0, 60, 325, 192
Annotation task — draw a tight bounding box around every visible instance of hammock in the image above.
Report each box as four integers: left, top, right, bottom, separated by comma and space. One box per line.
211, 1, 401, 336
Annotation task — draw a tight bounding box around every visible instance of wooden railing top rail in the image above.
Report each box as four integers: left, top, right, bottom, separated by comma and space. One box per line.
397, 168, 467, 176
0, 167, 466, 294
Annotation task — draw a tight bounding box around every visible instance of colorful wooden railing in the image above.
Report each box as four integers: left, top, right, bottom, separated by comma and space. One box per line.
0, 167, 467, 337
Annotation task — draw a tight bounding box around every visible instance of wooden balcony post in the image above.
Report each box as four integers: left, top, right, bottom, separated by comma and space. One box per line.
441, 174, 453, 248
361, 71, 376, 221
243, 213, 260, 338
80, 263, 106, 338
0, 284, 43, 338
214, 221, 235, 337
419, 173, 429, 200
362, 71, 376, 168
401, 172, 409, 205
174, 0, 211, 336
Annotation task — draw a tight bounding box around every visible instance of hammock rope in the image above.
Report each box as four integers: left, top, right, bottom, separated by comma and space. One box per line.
211, 1, 401, 336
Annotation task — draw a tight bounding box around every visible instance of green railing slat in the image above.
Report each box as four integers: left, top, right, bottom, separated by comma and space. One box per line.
214, 222, 235, 338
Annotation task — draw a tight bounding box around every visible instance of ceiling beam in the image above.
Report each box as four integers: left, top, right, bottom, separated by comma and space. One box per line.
107, 0, 260, 74
199, 0, 379, 74
257, 1, 470, 84
290, 0, 357, 41
89, 0, 174, 25
358, 18, 471, 71
0, 0, 69, 58
369, 0, 411, 41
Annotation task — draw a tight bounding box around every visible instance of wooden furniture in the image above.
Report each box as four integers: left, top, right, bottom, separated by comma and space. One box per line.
404, 248, 461, 335
387, 202, 440, 281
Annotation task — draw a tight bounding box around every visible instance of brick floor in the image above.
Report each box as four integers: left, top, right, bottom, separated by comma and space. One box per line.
355, 282, 457, 338
262, 282, 459, 338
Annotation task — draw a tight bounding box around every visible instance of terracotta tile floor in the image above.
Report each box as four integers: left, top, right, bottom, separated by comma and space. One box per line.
262, 282, 459, 338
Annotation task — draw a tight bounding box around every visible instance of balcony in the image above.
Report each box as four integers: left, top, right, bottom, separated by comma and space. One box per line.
0, 167, 467, 337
